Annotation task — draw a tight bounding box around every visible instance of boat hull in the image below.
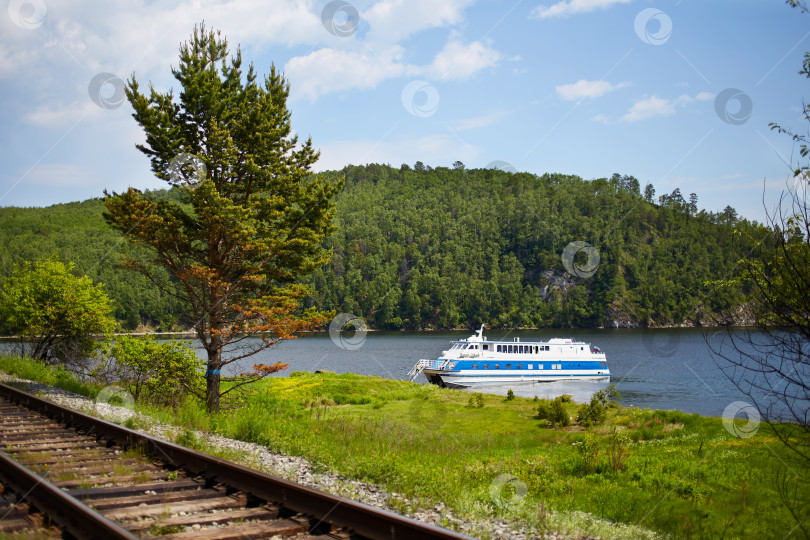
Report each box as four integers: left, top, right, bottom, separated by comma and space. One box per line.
422, 369, 611, 388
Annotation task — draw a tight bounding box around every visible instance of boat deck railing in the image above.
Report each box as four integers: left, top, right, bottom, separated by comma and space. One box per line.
407, 359, 449, 381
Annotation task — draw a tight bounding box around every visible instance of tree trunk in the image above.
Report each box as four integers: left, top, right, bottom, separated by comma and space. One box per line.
205, 337, 222, 412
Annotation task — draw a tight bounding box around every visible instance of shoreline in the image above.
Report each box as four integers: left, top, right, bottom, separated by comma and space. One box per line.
0, 324, 762, 341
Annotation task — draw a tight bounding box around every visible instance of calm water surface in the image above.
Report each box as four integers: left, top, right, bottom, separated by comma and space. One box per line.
205, 328, 751, 417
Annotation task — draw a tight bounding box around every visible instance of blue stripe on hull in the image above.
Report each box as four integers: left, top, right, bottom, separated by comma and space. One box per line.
422, 369, 611, 388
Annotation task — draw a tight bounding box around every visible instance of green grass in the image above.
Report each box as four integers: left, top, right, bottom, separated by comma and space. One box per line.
2, 358, 808, 538
0, 355, 100, 398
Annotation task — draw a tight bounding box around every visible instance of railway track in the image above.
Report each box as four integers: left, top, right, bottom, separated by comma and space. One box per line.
0, 383, 472, 539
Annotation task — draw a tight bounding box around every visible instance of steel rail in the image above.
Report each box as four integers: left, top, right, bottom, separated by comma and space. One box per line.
0, 383, 473, 540
0, 450, 138, 539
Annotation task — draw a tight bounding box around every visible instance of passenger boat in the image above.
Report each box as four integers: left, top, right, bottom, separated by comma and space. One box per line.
407, 325, 610, 388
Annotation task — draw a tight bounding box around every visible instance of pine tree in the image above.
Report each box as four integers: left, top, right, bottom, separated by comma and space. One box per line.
103, 24, 340, 411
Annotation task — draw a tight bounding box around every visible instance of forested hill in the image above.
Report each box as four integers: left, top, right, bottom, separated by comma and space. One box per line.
0, 164, 762, 330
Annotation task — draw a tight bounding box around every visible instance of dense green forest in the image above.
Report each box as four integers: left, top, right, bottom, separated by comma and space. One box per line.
0, 164, 762, 331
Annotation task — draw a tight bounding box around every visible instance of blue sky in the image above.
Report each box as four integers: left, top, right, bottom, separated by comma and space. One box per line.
0, 0, 807, 222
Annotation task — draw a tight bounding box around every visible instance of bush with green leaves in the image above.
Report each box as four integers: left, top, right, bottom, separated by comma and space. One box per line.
95, 336, 203, 406
576, 385, 620, 427
0, 257, 115, 371
467, 392, 485, 408
606, 426, 631, 472
572, 433, 600, 474
537, 396, 570, 427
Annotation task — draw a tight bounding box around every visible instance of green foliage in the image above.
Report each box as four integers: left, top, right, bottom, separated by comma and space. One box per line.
606, 426, 631, 472
104, 24, 339, 411
95, 336, 203, 406
0, 355, 100, 398
0, 199, 190, 330
304, 165, 758, 329
505, 388, 515, 401
175, 428, 203, 450
572, 433, 600, 474
0, 257, 115, 368
0, 164, 761, 332
576, 385, 620, 427
537, 396, 571, 427
467, 392, 485, 408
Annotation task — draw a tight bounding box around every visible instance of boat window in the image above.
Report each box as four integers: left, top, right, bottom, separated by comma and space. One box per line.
600, 362, 606, 368
495, 364, 500, 369
497, 345, 502, 352
507, 345, 512, 353
472, 364, 478, 369
517, 364, 522, 369
484, 363, 489, 369
538, 364, 543, 369
506, 364, 511, 369
483, 344, 488, 350
467, 344, 474, 349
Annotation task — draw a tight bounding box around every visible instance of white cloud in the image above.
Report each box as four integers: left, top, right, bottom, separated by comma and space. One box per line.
556, 79, 628, 100
363, 0, 475, 44
285, 46, 408, 101
450, 111, 508, 131
315, 134, 482, 171
620, 96, 675, 122
620, 92, 711, 122
532, 0, 632, 19
422, 39, 500, 81
0, 0, 325, 86
286, 38, 501, 100
591, 114, 611, 124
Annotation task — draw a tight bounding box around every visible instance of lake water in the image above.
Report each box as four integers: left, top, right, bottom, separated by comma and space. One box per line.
207, 327, 757, 417
0, 327, 766, 417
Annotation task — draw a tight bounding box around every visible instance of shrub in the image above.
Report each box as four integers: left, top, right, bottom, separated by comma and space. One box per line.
606, 427, 631, 472
505, 388, 515, 401
95, 336, 204, 406
576, 385, 620, 427
549, 397, 570, 427
572, 433, 600, 474
467, 392, 485, 408
536, 399, 551, 419
0, 257, 115, 372
536, 396, 570, 426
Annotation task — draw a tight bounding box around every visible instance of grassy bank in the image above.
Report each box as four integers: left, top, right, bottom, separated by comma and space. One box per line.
1, 357, 807, 538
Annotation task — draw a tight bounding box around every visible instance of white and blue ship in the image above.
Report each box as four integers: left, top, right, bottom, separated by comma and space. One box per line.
408, 325, 610, 388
